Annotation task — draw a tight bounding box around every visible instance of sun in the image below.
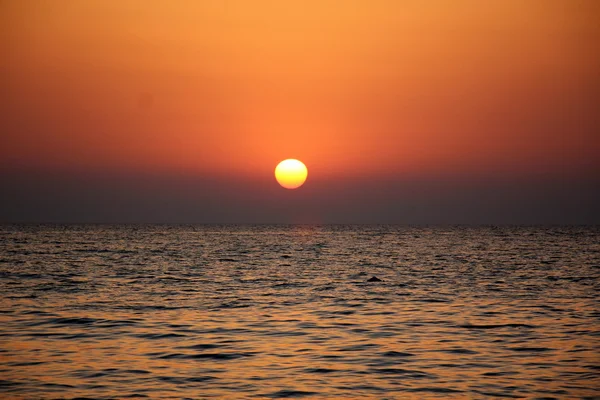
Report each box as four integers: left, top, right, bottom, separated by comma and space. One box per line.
275, 159, 308, 189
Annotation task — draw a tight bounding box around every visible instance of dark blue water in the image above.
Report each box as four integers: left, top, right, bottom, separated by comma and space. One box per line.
1, 225, 599, 399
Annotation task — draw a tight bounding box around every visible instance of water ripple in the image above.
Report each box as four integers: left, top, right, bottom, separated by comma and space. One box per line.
0, 225, 598, 399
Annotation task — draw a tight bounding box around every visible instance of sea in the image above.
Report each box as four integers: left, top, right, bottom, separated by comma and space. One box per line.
0, 225, 598, 399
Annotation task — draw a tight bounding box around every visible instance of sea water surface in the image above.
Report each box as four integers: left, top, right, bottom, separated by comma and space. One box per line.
0, 225, 598, 399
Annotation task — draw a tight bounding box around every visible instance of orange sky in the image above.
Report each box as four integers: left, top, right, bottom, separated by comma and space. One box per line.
1, 0, 599, 181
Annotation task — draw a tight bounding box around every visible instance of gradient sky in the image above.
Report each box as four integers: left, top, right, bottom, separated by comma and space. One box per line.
1, 1, 599, 223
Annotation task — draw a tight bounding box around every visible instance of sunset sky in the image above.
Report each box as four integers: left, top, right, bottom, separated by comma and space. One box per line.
1, 1, 599, 223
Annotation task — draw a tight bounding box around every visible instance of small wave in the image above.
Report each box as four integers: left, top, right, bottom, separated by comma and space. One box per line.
134, 333, 186, 339
214, 301, 250, 309
158, 375, 216, 384
472, 390, 523, 398
7, 294, 37, 299
337, 344, 379, 352
117, 305, 187, 311
329, 310, 355, 315
442, 348, 479, 355
313, 285, 335, 291
381, 351, 415, 358
266, 389, 318, 398
371, 368, 434, 379
459, 323, 535, 329
96, 319, 141, 328
413, 297, 450, 303
509, 347, 553, 352
304, 367, 338, 374
265, 330, 309, 337
8, 361, 45, 367
0, 380, 23, 389
272, 282, 307, 288
405, 387, 464, 394
481, 371, 519, 377
181, 343, 222, 350
40, 382, 76, 389
70, 397, 101, 400
48, 317, 98, 326
341, 384, 385, 392
156, 352, 254, 361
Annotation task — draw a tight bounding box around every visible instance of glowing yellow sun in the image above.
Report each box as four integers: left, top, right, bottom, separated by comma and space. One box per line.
275, 159, 308, 189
